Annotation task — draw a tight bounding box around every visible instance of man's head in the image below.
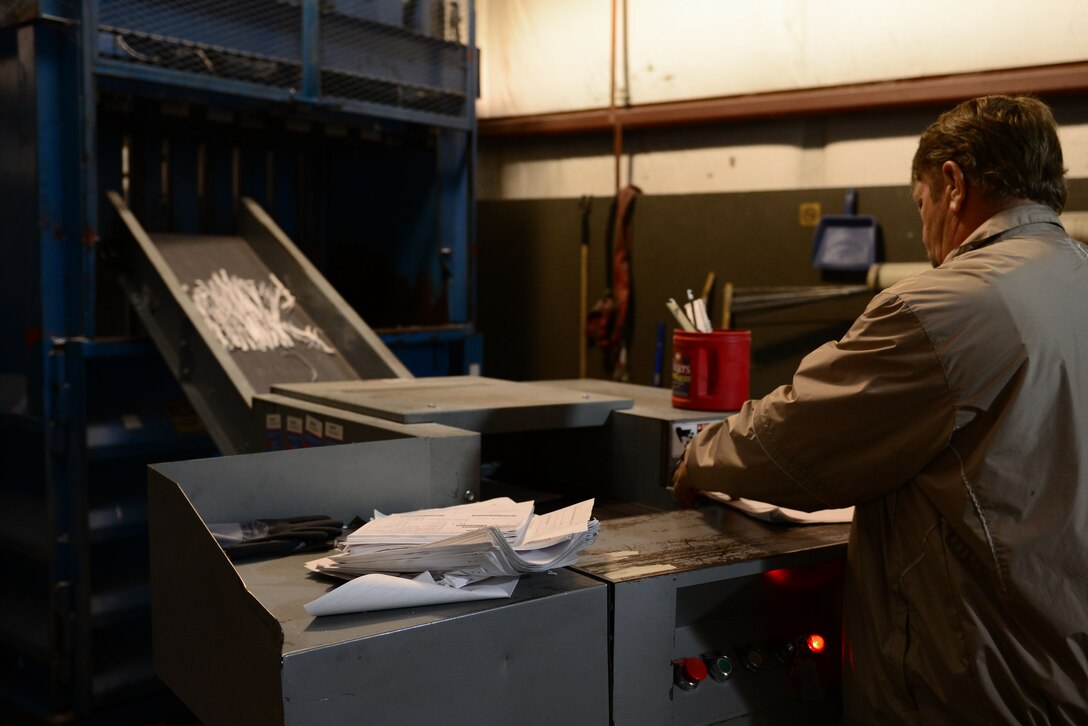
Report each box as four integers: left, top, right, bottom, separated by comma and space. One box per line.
910, 95, 1067, 265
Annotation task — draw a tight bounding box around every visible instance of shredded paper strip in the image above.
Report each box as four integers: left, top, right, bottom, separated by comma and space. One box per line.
185, 269, 334, 354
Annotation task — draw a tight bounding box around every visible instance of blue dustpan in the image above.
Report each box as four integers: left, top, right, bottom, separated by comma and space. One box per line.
812, 189, 878, 271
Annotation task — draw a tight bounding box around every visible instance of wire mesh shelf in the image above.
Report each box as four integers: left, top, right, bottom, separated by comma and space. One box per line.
96, 0, 471, 121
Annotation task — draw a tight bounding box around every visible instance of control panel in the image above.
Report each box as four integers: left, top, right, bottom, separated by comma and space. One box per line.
572, 508, 849, 725
673, 631, 829, 692
664, 562, 843, 723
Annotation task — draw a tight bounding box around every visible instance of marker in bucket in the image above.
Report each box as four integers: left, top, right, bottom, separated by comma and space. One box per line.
666, 298, 696, 332
682, 297, 713, 333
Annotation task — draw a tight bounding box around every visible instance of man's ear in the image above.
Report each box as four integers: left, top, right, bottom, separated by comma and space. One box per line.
941, 160, 966, 213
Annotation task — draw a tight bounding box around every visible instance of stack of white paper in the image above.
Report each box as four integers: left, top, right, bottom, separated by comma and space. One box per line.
343, 497, 536, 549
303, 498, 598, 616
312, 498, 597, 580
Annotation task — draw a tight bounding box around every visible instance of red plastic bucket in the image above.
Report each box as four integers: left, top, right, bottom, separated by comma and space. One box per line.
672, 329, 750, 411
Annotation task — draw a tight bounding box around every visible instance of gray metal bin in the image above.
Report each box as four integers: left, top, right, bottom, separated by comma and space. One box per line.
148, 442, 609, 726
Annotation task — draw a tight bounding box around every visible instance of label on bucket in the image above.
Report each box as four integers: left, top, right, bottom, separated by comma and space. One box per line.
672, 351, 691, 399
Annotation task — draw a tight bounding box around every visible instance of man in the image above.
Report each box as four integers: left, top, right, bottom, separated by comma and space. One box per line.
673, 95, 1088, 723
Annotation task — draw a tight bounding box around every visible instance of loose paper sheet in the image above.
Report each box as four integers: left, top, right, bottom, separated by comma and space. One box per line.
515, 498, 596, 550
303, 570, 518, 616
704, 492, 854, 524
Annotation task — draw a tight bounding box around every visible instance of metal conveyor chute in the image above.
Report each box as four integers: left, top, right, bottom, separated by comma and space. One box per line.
106, 191, 412, 455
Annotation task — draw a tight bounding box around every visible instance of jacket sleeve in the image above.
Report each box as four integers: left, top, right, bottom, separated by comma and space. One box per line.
683, 292, 957, 510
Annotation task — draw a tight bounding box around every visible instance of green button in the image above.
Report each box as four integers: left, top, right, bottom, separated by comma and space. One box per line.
708, 655, 733, 682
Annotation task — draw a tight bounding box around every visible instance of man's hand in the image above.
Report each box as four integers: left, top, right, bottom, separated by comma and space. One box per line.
672, 457, 701, 508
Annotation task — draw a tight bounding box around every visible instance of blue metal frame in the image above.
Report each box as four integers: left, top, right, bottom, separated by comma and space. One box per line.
1, 1, 480, 721
379, 326, 484, 377
89, 0, 480, 372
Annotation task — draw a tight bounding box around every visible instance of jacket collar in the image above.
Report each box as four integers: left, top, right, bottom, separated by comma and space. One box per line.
945, 204, 1064, 262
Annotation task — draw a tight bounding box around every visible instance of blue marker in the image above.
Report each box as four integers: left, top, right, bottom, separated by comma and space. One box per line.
653, 322, 666, 387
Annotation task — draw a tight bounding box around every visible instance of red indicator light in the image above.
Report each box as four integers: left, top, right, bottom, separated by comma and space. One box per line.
806, 634, 826, 653
764, 568, 791, 584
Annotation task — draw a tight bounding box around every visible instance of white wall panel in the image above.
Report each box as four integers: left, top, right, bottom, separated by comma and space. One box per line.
476, 1, 1088, 200
477, 0, 613, 117
626, 0, 1087, 105
480, 0, 1088, 116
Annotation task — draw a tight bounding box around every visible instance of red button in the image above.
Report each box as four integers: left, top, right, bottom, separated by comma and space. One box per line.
682, 657, 708, 682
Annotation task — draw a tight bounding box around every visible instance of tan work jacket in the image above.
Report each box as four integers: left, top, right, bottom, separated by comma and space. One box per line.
685, 204, 1088, 723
